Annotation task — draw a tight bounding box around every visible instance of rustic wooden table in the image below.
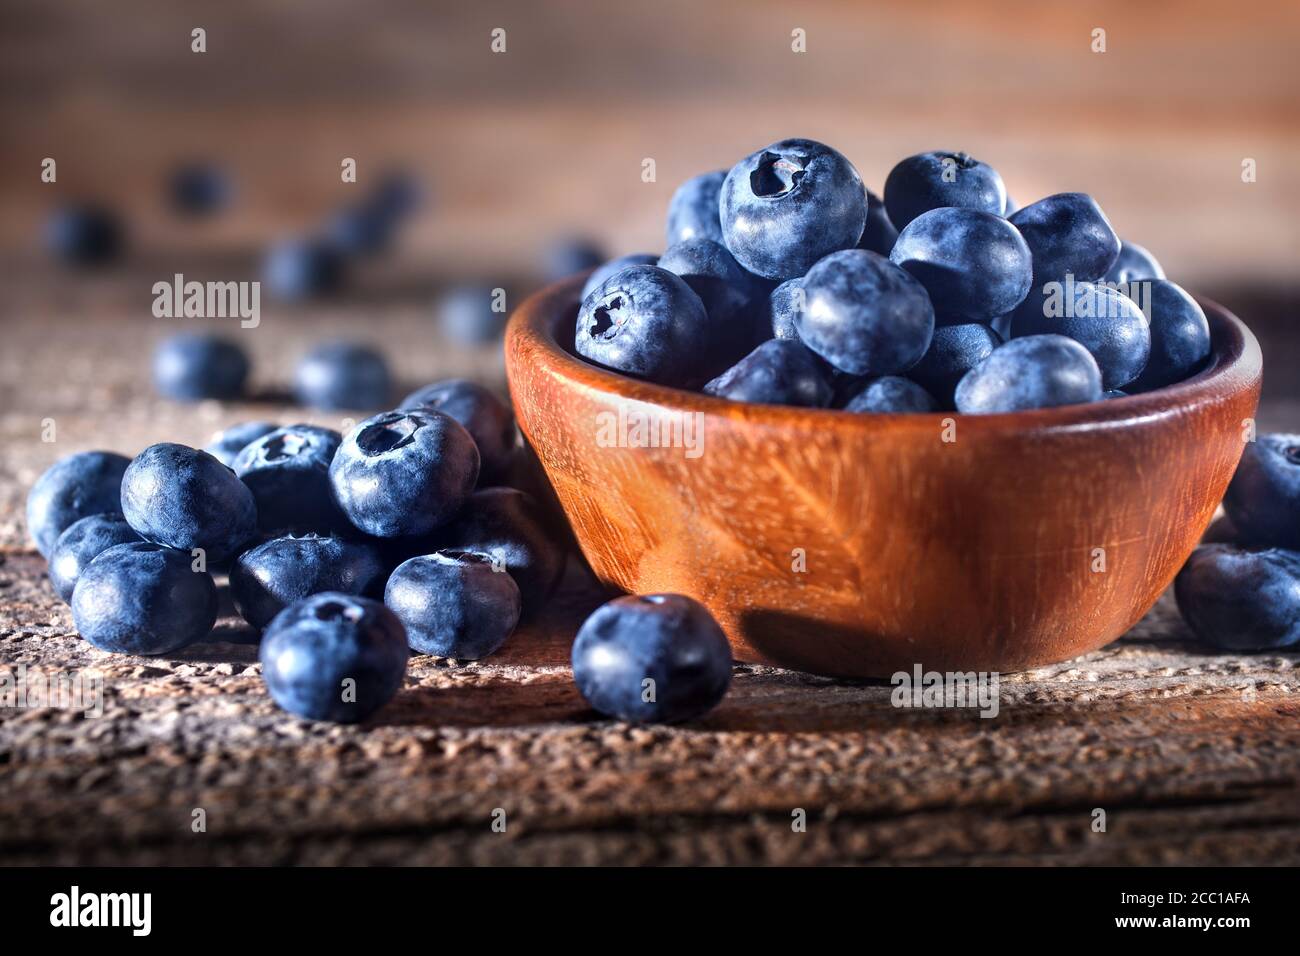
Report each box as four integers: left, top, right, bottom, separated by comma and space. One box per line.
2, 258, 1298, 866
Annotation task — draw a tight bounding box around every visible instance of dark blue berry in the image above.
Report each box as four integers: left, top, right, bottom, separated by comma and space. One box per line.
168, 163, 232, 216
580, 253, 659, 301
1104, 240, 1165, 285
264, 237, 345, 300
955, 335, 1103, 414
883, 150, 1006, 231
153, 333, 250, 402
1009, 192, 1120, 284
890, 207, 1032, 320
657, 237, 757, 358
330, 409, 480, 538
571, 594, 732, 724
1009, 281, 1150, 391
26, 451, 130, 558
843, 376, 937, 413
48, 513, 141, 603
768, 278, 803, 341
399, 379, 517, 483
704, 339, 831, 407
120, 443, 258, 564
1124, 280, 1211, 392
294, 341, 391, 411
575, 264, 710, 386
325, 203, 395, 257
666, 170, 726, 246
720, 138, 867, 280
231, 533, 386, 630
796, 249, 935, 376
543, 237, 604, 282
72, 542, 217, 655
1223, 434, 1300, 549
857, 188, 899, 255
907, 322, 1002, 407
259, 592, 408, 723
232, 424, 344, 534
437, 285, 507, 345
44, 204, 123, 267
367, 170, 424, 221
385, 551, 521, 658
1175, 545, 1300, 651
205, 421, 278, 468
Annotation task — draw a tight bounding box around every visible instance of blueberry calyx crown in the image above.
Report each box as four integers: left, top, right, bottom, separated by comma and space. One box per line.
750, 151, 805, 198
588, 294, 629, 340
312, 599, 363, 623
356, 414, 424, 456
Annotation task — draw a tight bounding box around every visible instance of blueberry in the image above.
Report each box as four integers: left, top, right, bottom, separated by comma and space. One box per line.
1174, 545, 1300, 651
1104, 240, 1165, 285
890, 207, 1032, 320
843, 376, 937, 414
72, 542, 217, 655
437, 487, 563, 612
1223, 434, 1300, 549
657, 237, 756, 357
571, 593, 732, 723
398, 379, 517, 483
325, 203, 395, 257
385, 551, 522, 658
152, 333, 250, 402
259, 592, 408, 723
264, 237, 345, 300
666, 169, 726, 246
882, 151, 1007, 231
955, 334, 1103, 414
543, 237, 605, 282
769, 278, 804, 341
367, 170, 424, 222
1124, 280, 1211, 392
231, 533, 386, 630
437, 285, 507, 345
294, 341, 391, 411
44, 204, 123, 267
330, 409, 480, 538
574, 264, 710, 386
168, 163, 232, 216
121, 443, 258, 563
232, 424, 344, 534
795, 249, 935, 376
857, 188, 899, 255
580, 253, 659, 301
205, 421, 279, 468
907, 322, 1002, 407
26, 451, 131, 558
720, 139, 867, 281
1009, 281, 1150, 390
704, 339, 831, 407
48, 513, 142, 603
1009, 193, 1120, 284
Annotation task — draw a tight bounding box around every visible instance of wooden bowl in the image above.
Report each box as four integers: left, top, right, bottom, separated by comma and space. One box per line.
506, 277, 1262, 677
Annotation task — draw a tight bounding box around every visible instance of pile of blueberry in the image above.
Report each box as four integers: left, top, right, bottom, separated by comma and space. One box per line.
28, 379, 734, 725
574, 139, 1212, 414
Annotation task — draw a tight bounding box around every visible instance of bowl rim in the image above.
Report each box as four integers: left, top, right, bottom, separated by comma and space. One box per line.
507, 275, 1263, 436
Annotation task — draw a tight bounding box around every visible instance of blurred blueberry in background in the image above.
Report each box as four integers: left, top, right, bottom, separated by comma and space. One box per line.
168, 162, 233, 217
44, 203, 124, 266
438, 285, 509, 345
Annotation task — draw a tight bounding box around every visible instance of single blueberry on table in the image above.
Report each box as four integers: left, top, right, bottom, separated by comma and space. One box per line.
437, 285, 507, 346
205, 421, 278, 468
580, 253, 659, 301
890, 207, 1032, 320
769, 278, 804, 341
1123, 280, 1211, 392
575, 264, 711, 387
168, 163, 232, 217
325, 202, 395, 257
857, 188, 899, 256
330, 409, 480, 538
666, 169, 726, 246
385, 550, 522, 658
1222, 433, 1300, 550
263, 237, 345, 301
48, 513, 142, 603
796, 249, 935, 376
294, 340, 391, 411
1009, 281, 1150, 391
71, 542, 217, 655
437, 487, 564, 613
1174, 545, 1300, 651
120, 443, 258, 564
259, 592, 408, 723
44, 204, 123, 267
843, 376, 937, 414
231, 533, 386, 629
399, 379, 517, 483
907, 322, 1002, 408
720, 138, 867, 280
153, 333, 250, 402
882, 150, 1007, 231
657, 237, 757, 359
954, 334, 1103, 414
232, 424, 344, 534
543, 237, 604, 283
571, 593, 732, 724
1009, 192, 1120, 285
704, 339, 832, 408
367, 169, 424, 222
1104, 240, 1166, 285
26, 450, 131, 558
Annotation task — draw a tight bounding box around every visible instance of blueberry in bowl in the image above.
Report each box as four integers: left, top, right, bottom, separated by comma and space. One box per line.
1008, 192, 1120, 285
842, 376, 937, 414
882, 150, 1007, 231
580, 253, 659, 302
1008, 282, 1150, 391
704, 339, 832, 408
